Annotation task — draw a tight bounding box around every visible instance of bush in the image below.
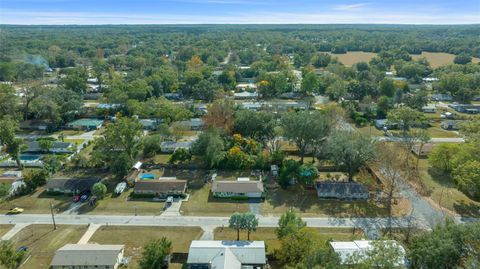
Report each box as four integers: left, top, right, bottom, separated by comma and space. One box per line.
92, 182, 107, 199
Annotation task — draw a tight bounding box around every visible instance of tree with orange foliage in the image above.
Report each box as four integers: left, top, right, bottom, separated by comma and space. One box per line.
203, 99, 235, 133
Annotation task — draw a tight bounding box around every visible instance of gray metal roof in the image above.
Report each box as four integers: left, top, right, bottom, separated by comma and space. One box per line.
187, 241, 266, 269
212, 181, 264, 194
25, 141, 74, 153
50, 244, 124, 266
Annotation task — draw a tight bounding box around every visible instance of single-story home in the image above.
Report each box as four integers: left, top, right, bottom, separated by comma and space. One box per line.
235, 83, 257, 91
50, 244, 125, 269
315, 182, 369, 200
163, 93, 183, 101
24, 141, 75, 154
431, 93, 453, 101
19, 120, 48, 131
66, 119, 104, 131
178, 118, 204, 130
374, 119, 398, 130
441, 120, 464, 130
234, 91, 259, 100
422, 104, 437, 113
160, 141, 193, 153
422, 77, 439, 83
330, 240, 405, 266
212, 179, 264, 198
46, 178, 100, 194
448, 104, 480, 114
241, 102, 263, 111
139, 119, 159, 130
187, 240, 266, 269
134, 178, 187, 198
411, 143, 435, 157
97, 103, 121, 110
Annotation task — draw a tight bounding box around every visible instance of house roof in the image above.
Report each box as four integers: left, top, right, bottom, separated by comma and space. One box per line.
25, 141, 74, 152
212, 181, 264, 194
315, 182, 368, 196
134, 179, 187, 193
160, 141, 192, 149
67, 118, 104, 127
330, 240, 405, 265
50, 244, 124, 267
46, 178, 100, 191
187, 240, 266, 269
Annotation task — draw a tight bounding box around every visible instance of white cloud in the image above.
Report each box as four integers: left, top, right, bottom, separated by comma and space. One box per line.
334, 3, 369, 11
1, 9, 479, 25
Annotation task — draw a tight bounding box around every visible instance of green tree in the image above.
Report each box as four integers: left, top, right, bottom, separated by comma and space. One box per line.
301, 71, 320, 94
453, 160, 480, 200
276, 227, 319, 266
0, 84, 19, 119
428, 143, 461, 173
379, 78, 396, 97
298, 163, 319, 185
0, 240, 25, 269
60, 67, 88, 95
38, 139, 53, 153
93, 116, 143, 177
311, 53, 332, 68
243, 212, 259, 240
281, 111, 331, 164
139, 237, 172, 269
349, 240, 405, 269
387, 107, 426, 135
234, 110, 276, 143
0, 118, 22, 168
168, 148, 192, 164
191, 128, 225, 168
326, 131, 376, 181
454, 53, 472, 65
229, 212, 245, 241
276, 210, 306, 239
92, 182, 107, 199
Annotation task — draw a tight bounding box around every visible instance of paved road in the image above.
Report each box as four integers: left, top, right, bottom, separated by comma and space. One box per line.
375, 136, 465, 143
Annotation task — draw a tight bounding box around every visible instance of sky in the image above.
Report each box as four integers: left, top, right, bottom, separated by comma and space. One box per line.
0, 0, 479, 25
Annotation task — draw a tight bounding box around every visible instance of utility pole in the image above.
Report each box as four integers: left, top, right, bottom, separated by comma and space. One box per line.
50, 203, 57, 230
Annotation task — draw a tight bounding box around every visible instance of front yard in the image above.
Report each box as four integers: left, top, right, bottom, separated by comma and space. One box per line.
10, 224, 88, 269
214, 227, 364, 255
0, 224, 13, 237
88, 226, 204, 269
0, 187, 72, 214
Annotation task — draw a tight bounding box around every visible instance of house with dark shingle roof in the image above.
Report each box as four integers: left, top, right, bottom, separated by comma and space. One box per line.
46, 178, 100, 194
134, 178, 187, 198
24, 141, 75, 154
212, 179, 264, 198
50, 244, 124, 269
315, 181, 369, 200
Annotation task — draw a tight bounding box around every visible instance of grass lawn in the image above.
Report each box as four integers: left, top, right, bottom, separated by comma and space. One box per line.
356, 126, 385, 136
181, 182, 250, 216
0, 224, 13, 237
262, 185, 409, 217
417, 159, 480, 217
10, 224, 88, 269
52, 130, 85, 136
214, 227, 364, 255
88, 226, 204, 269
79, 189, 165, 215
0, 187, 72, 214
63, 138, 85, 146
411, 52, 480, 68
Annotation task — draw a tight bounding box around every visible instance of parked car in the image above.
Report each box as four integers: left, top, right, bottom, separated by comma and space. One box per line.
80, 194, 89, 203
73, 195, 81, 202
7, 207, 24, 214
17, 246, 28, 252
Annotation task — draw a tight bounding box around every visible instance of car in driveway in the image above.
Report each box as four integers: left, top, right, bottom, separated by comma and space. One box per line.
7, 207, 24, 214
163, 196, 174, 209
73, 195, 81, 202
80, 194, 89, 203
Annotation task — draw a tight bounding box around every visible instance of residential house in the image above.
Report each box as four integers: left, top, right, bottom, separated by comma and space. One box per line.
422, 77, 439, 83
212, 178, 264, 198
315, 182, 369, 200
178, 118, 204, 130
234, 91, 259, 100
139, 119, 158, 130
19, 120, 48, 131
134, 178, 187, 198
163, 93, 183, 101
235, 83, 257, 92
449, 104, 480, 114
241, 102, 263, 111
50, 244, 125, 269
411, 143, 435, 157
187, 240, 267, 269
441, 120, 464, 130
46, 178, 100, 194
422, 104, 437, 113
330, 240, 405, 266
160, 141, 193, 153
66, 118, 104, 131
374, 119, 398, 130
431, 93, 453, 101
24, 141, 75, 154
97, 103, 121, 110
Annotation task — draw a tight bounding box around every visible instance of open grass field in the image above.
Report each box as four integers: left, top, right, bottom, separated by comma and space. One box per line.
10, 224, 88, 269
412, 52, 480, 68
79, 189, 165, 215
88, 226, 204, 269
0, 224, 13, 237
262, 185, 410, 217
330, 51, 377, 66
0, 187, 72, 214
214, 227, 364, 255
180, 182, 250, 216
330, 51, 480, 68
417, 159, 480, 217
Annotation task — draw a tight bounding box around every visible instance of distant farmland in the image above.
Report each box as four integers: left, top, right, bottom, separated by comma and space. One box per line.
331, 51, 480, 68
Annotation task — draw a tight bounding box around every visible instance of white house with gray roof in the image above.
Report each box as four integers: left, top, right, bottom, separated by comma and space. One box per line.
187, 240, 266, 269
212, 179, 264, 198
50, 244, 125, 269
